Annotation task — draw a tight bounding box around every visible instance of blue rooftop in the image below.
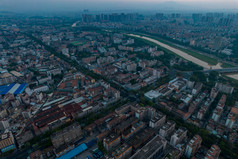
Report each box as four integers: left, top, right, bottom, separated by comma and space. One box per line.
14, 83, 27, 95
57, 143, 88, 159
0, 83, 15, 95
0, 83, 27, 95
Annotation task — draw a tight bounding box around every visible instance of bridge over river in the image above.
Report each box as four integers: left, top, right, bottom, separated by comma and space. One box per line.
203, 67, 238, 74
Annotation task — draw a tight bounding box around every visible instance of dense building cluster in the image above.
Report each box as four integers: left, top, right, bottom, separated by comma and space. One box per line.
80, 12, 238, 57
0, 12, 237, 159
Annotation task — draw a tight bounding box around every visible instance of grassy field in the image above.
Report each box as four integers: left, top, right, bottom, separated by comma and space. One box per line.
222, 75, 238, 89
132, 36, 198, 62
134, 37, 180, 55
221, 62, 235, 68
178, 47, 218, 65
111, 29, 235, 68
151, 34, 237, 68
134, 33, 219, 65
71, 41, 82, 46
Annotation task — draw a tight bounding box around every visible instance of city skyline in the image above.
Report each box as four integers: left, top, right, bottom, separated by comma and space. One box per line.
0, 0, 238, 13
1, 2, 238, 158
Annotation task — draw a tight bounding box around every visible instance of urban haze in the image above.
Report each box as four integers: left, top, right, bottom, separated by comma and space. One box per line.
0, 0, 238, 159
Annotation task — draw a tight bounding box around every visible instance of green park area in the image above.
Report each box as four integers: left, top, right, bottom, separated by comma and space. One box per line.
136, 33, 218, 65
71, 41, 83, 46
132, 32, 237, 68
221, 62, 235, 68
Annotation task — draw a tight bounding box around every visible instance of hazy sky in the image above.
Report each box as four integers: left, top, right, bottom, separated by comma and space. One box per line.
0, 0, 238, 12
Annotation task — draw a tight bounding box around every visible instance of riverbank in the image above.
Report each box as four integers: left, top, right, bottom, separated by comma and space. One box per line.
128, 34, 238, 81
129, 32, 236, 68
128, 34, 222, 69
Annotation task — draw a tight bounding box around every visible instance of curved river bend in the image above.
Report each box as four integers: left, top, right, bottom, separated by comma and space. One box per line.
128, 34, 238, 80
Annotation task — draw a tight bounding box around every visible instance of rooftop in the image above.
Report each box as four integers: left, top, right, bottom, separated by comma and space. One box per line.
57, 143, 87, 159
130, 135, 167, 159
115, 117, 138, 131
122, 121, 145, 137
173, 127, 187, 137
104, 133, 120, 144
130, 128, 155, 148
112, 143, 132, 158
144, 90, 160, 99
0, 72, 13, 78
151, 112, 166, 123
0, 132, 12, 141
51, 123, 81, 139
160, 121, 176, 131
10, 71, 23, 77
231, 106, 238, 115
0, 83, 27, 95
188, 135, 202, 147
205, 145, 221, 159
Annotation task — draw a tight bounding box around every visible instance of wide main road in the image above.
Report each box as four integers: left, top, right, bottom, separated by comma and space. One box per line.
128, 34, 222, 70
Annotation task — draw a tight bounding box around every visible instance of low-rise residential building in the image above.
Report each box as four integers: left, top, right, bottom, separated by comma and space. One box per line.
103, 133, 121, 152
170, 127, 187, 147
129, 135, 167, 159
159, 120, 176, 138
122, 121, 145, 140
212, 94, 226, 122
225, 104, 238, 129
130, 128, 155, 150
149, 111, 166, 128
51, 123, 82, 148
33, 85, 49, 93
185, 135, 202, 158
0, 72, 16, 85
215, 83, 234, 94
205, 145, 221, 159
112, 143, 132, 159
0, 131, 16, 153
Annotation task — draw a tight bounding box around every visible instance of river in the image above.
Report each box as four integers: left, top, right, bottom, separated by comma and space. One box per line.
128, 34, 238, 81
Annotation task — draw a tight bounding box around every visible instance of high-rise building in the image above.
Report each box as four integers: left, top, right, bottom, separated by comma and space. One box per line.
82, 14, 93, 23
192, 14, 202, 23
96, 14, 109, 22
155, 13, 164, 19
96, 13, 138, 22
185, 135, 202, 158
171, 13, 181, 18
